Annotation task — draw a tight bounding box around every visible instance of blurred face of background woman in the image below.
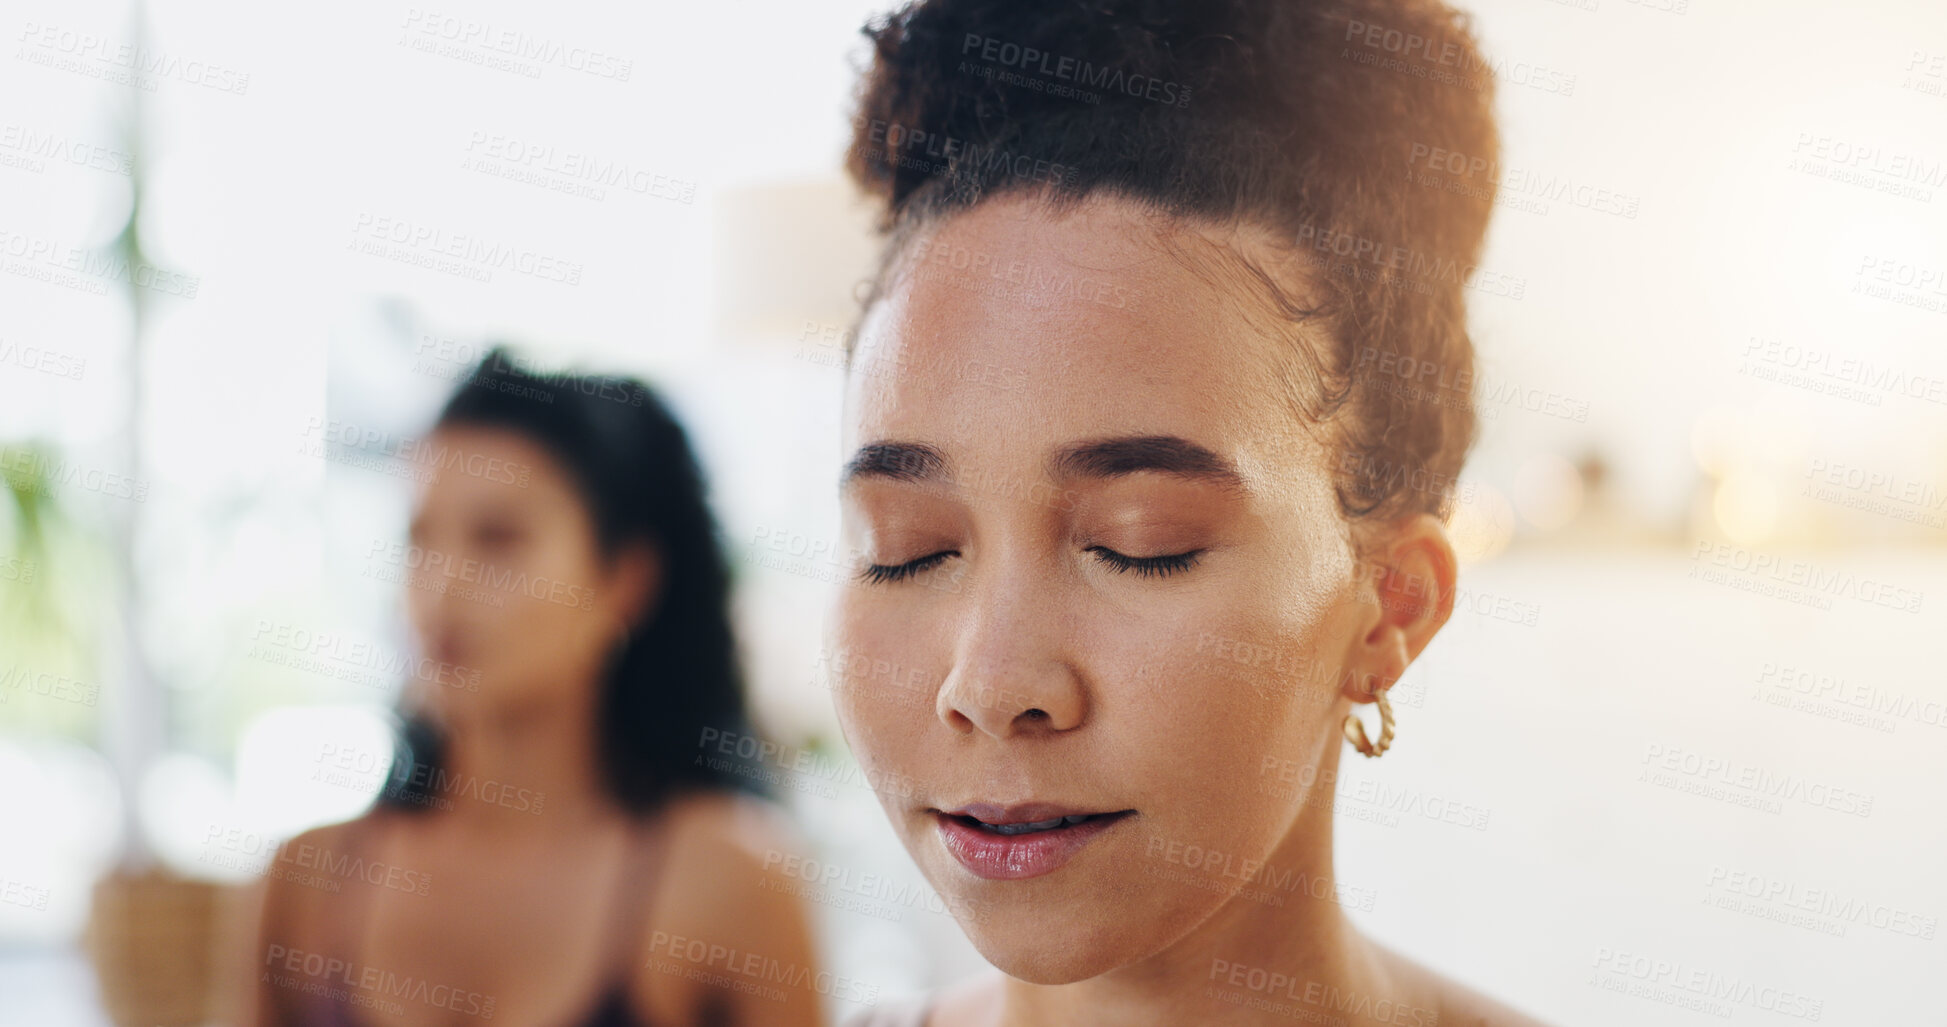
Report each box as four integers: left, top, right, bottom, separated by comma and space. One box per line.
403, 422, 654, 730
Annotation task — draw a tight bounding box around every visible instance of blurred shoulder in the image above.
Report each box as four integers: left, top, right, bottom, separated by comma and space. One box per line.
650, 788, 812, 921
838, 990, 938, 1027
275, 809, 399, 879
657, 787, 806, 868
1374, 942, 1553, 1027
260, 811, 393, 930
848, 971, 996, 1027
281, 813, 370, 855
632, 789, 821, 1023
1436, 985, 1553, 1027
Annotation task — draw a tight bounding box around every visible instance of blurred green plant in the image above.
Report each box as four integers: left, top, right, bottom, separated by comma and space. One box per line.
1, 441, 64, 629
0, 439, 99, 736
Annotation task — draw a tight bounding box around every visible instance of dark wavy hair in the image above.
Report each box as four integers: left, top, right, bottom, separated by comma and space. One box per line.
845, 0, 1501, 525
381, 346, 770, 814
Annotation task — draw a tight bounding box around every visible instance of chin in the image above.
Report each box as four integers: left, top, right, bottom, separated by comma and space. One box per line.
905, 816, 1225, 984
948, 886, 1192, 985
962, 922, 1132, 984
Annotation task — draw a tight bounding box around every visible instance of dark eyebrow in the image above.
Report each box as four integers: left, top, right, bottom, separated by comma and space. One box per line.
1052, 435, 1248, 494
840, 441, 950, 488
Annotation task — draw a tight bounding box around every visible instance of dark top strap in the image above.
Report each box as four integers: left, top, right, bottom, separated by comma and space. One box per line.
599, 814, 672, 986
580, 813, 676, 1027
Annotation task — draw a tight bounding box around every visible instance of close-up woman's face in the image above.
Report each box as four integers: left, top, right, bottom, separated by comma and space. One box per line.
832, 192, 1395, 982
404, 425, 639, 714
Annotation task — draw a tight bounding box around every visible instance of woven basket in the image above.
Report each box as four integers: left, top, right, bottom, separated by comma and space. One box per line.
84, 867, 224, 1027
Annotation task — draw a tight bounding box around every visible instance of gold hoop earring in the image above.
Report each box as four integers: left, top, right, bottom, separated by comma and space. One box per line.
1343, 690, 1395, 758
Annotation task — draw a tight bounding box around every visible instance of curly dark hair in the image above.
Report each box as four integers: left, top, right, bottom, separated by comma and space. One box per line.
843, 0, 1501, 524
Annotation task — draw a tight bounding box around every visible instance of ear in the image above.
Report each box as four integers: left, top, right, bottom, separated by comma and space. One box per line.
1338, 513, 1457, 704
605, 540, 664, 641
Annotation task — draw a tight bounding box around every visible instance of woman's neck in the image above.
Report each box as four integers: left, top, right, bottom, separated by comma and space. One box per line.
430, 682, 619, 832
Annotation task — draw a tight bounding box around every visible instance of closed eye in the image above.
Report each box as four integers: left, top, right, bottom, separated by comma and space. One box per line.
1087, 546, 1204, 578
859, 550, 957, 585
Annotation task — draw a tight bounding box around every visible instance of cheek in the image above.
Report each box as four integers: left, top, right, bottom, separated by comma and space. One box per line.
1098, 578, 1339, 732
830, 593, 939, 760
1085, 581, 1344, 835
1117, 647, 1322, 802
507, 596, 588, 655
404, 585, 438, 637
489, 547, 609, 659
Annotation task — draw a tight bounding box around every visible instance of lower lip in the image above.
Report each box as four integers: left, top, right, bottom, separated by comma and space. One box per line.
935, 812, 1131, 881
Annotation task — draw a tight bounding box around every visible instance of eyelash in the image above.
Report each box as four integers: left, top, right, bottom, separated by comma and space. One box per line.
1086, 545, 1205, 578
859, 551, 955, 585
858, 546, 1205, 584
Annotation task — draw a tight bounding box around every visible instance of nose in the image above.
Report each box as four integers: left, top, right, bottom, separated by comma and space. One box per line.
935, 563, 1087, 739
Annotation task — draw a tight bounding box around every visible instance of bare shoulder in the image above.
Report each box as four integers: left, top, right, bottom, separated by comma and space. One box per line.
265, 814, 382, 924
640, 786, 819, 939
655, 787, 809, 893
283, 816, 366, 856
921, 970, 1005, 1027
1372, 941, 1553, 1027
633, 789, 822, 1024
662, 787, 804, 848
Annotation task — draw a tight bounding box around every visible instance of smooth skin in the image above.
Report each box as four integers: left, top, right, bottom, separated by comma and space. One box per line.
830, 193, 1547, 1027
237, 425, 825, 1027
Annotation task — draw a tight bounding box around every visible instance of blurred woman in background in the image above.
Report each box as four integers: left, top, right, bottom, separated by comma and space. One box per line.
241, 349, 825, 1026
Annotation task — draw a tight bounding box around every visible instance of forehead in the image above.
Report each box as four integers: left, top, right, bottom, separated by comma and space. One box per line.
412, 423, 565, 511
844, 194, 1311, 475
